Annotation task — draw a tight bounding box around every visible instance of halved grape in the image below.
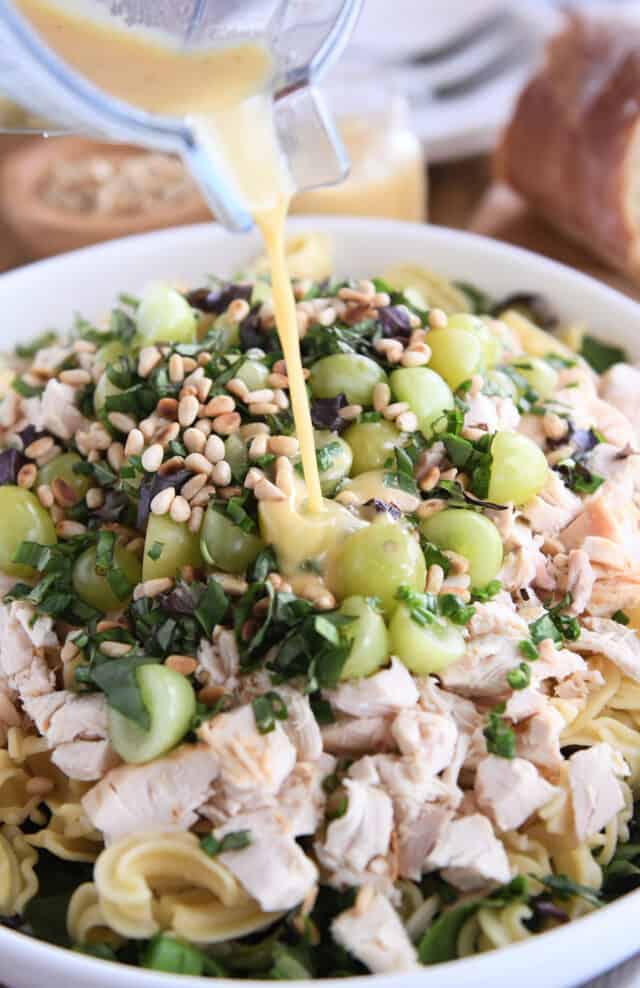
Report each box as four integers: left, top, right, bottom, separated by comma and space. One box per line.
510, 356, 559, 401
390, 367, 454, 438
343, 419, 405, 475
93, 370, 123, 416
210, 314, 240, 349
109, 664, 196, 764
390, 605, 465, 675
142, 515, 202, 581
96, 339, 127, 369
235, 360, 270, 390
136, 283, 198, 344
332, 518, 426, 616
37, 452, 89, 503
427, 327, 484, 390
420, 508, 503, 589
448, 313, 502, 368
488, 431, 549, 506
309, 354, 387, 406
200, 505, 264, 574
72, 544, 141, 613
0, 486, 56, 577
314, 431, 353, 496
224, 433, 248, 482
339, 596, 390, 680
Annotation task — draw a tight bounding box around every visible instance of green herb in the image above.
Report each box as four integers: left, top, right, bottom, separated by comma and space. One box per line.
252, 690, 288, 733
580, 334, 627, 373
519, 639, 539, 661
95, 529, 116, 575
327, 795, 349, 820
455, 281, 493, 315
420, 538, 451, 577
483, 706, 516, 758
613, 610, 631, 626
226, 495, 257, 533
507, 662, 532, 690
529, 595, 580, 645
396, 585, 474, 626
269, 944, 312, 980
545, 352, 577, 370
360, 410, 382, 423
316, 441, 343, 472
147, 540, 164, 561
91, 654, 159, 729
200, 829, 252, 857
142, 934, 226, 976
310, 693, 335, 725
118, 291, 140, 309
439, 593, 476, 626
471, 579, 502, 602
12, 376, 44, 398
384, 446, 418, 495
537, 874, 602, 909
248, 546, 278, 582
15, 330, 58, 359
107, 566, 134, 601
440, 431, 494, 499
556, 460, 604, 496
194, 577, 229, 637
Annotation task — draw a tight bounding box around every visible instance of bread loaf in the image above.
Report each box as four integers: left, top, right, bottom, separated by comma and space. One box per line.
497, 12, 640, 281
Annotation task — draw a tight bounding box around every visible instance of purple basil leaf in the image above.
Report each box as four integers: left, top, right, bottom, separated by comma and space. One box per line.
571, 427, 600, 456
186, 283, 252, 315
159, 579, 203, 615
378, 305, 412, 340
534, 900, 569, 922
310, 394, 348, 432
364, 498, 401, 521
239, 305, 278, 353
94, 489, 130, 523
137, 469, 192, 529
0, 448, 26, 486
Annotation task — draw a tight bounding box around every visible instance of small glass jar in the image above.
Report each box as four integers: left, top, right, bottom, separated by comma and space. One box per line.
291, 61, 426, 222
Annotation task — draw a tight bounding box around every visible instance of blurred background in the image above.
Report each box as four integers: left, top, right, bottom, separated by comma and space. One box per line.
1, 0, 639, 299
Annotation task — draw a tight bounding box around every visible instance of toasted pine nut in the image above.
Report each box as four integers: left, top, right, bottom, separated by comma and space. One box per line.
189, 505, 205, 533
100, 640, 133, 658
204, 435, 225, 463
36, 484, 54, 508
178, 394, 200, 428
338, 404, 362, 421
249, 434, 269, 459
141, 443, 164, 473
416, 499, 446, 520
195, 418, 212, 436
267, 372, 289, 388
17, 463, 37, 489
268, 434, 299, 457
170, 495, 191, 523
156, 397, 178, 420
206, 395, 236, 417
25, 436, 53, 459
396, 411, 418, 433
59, 368, 91, 387
107, 442, 125, 472
254, 477, 286, 501
124, 428, 144, 457
169, 353, 185, 383
211, 461, 232, 487
52, 476, 79, 507
183, 427, 206, 454
56, 520, 87, 538
245, 388, 274, 405
226, 377, 249, 400
227, 298, 250, 322
244, 467, 265, 490
213, 412, 242, 435
182, 473, 208, 501
384, 402, 409, 420
275, 456, 293, 497
165, 654, 198, 676
185, 452, 213, 475
240, 423, 269, 440
373, 382, 391, 412
401, 349, 430, 368
150, 486, 176, 515
190, 484, 215, 507
133, 577, 173, 600
138, 346, 161, 378
426, 564, 445, 594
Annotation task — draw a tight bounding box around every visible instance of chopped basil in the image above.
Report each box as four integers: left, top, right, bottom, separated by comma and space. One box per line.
519, 639, 539, 661
316, 441, 343, 472
471, 579, 502, 603
537, 874, 602, 909
147, 540, 164, 561
142, 934, 226, 976
580, 334, 627, 373
507, 662, 532, 690
529, 595, 580, 645
91, 653, 159, 729
483, 706, 516, 758
200, 830, 252, 857
613, 610, 631, 626
94, 529, 116, 575
420, 538, 452, 577
15, 331, 58, 360
396, 585, 475, 627
252, 691, 288, 734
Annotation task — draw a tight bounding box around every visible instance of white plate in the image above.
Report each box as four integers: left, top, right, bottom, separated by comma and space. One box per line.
1, 217, 640, 988
348, 0, 560, 161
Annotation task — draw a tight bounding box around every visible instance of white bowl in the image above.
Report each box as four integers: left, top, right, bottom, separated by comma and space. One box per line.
1, 218, 640, 988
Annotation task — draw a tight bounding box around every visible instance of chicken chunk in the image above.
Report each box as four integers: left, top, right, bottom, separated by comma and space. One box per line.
515, 704, 565, 772
396, 802, 453, 880
322, 715, 395, 757
440, 634, 521, 698
195, 627, 239, 690
391, 709, 457, 775
198, 704, 296, 803
568, 617, 640, 681
332, 888, 418, 974
25, 379, 86, 440
277, 754, 336, 837
0, 600, 56, 700
52, 738, 119, 781
315, 779, 393, 878
569, 743, 627, 841
326, 658, 419, 718
521, 470, 582, 536
278, 687, 323, 762
475, 755, 558, 831
530, 639, 588, 687
599, 364, 640, 440
424, 813, 511, 891
563, 549, 595, 615
82, 744, 218, 844
23, 690, 109, 745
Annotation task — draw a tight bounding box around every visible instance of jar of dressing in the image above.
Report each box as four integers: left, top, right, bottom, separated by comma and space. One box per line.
291, 63, 426, 222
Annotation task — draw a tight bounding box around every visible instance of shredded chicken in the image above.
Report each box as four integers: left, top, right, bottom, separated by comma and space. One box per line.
424, 813, 511, 891
326, 658, 419, 717
568, 616, 640, 681
569, 743, 627, 841
475, 755, 558, 831
332, 888, 418, 974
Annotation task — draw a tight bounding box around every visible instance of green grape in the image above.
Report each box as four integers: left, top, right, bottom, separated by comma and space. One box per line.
510, 356, 559, 401
224, 433, 248, 482
0, 486, 56, 577
339, 596, 389, 680
109, 664, 196, 764
390, 367, 454, 438
235, 359, 270, 390
447, 313, 502, 368
390, 605, 465, 675
96, 339, 126, 369
427, 327, 484, 390
72, 544, 141, 613
211, 314, 240, 349
341, 469, 410, 506
314, 431, 353, 496
309, 354, 387, 406
488, 431, 549, 506
136, 283, 198, 344
333, 518, 426, 616
420, 508, 503, 589
484, 369, 517, 398
93, 370, 123, 416
343, 419, 405, 475
142, 515, 202, 581
37, 452, 89, 503
200, 505, 264, 574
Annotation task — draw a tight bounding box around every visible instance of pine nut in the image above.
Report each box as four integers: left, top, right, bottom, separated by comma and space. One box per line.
169, 354, 185, 383
213, 412, 242, 435
17, 463, 37, 489
140, 443, 163, 473
227, 378, 249, 400
211, 460, 232, 487
36, 444, 61, 467
25, 436, 53, 459
50, 504, 64, 524
189, 505, 205, 533
156, 397, 178, 420
190, 485, 215, 507
212, 572, 248, 595
410, 329, 427, 346
401, 349, 430, 368
109, 411, 137, 433
196, 377, 213, 403
73, 339, 97, 354
273, 389, 289, 411
338, 404, 362, 421
150, 486, 176, 515
396, 411, 418, 433
56, 520, 87, 538
124, 429, 144, 457
107, 442, 125, 472
178, 394, 200, 428
139, 417, 158, 440
244, 467, 265, 490
100, 640, 133, 658
181, 473, 208, 502
227, 298, 250, 322
267, 372, 289, 388
416, 500, 446, 520
543, 412, 568, 441
202, 435, 224, 464
138, 346, 161, 378
205, 395, 236, 417
165, 654, 198, 676
133, 577, 173, 600
185, 452, 213, 475
52, 476, 79, 507
373, 382, 391, 412
419, 466, 441, 492
275, 456, 293, 496
335, 490, 359, 507
195, 418, 212, 436
60, 639, 80, 663
428, 308, 448, 330
249, 434, 269, 459
154, 421, 180, 447
247, 402, 277, 417
198, 684, 227, 705
384, 402, 409, 420
240, 423, 270, 439
59, 368, 91, 387
245, 388, 274, 405
36, 484, 54, 508
426, 564, 445, 594
183, 427, 206, 454
184, 367, 205, 388
254, 477, 286, 501
170, 495, 191, 523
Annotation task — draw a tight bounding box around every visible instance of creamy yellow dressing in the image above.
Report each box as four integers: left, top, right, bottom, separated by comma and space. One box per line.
17, 0, 324, 511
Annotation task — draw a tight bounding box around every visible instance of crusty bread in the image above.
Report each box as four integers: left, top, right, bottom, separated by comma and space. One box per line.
496, 12, 640, 282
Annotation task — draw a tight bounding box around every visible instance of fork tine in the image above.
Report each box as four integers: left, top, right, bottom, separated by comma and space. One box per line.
430, 36, 535, 100
408, 10, 513, 66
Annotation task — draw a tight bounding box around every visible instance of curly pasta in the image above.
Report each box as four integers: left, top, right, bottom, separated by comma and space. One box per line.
0, 824, 38, 916
93, 832, 283, 943
27, 802, 103, 863
0, 751, 41, 825
67, 882, 122, 948
457, 902, 534, 958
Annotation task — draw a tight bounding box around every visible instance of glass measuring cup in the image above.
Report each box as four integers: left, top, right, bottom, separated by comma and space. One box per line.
0, 0, 363, 230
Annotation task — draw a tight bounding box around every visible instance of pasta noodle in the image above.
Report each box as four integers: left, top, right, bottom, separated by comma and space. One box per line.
0, 824, 38, 916
0, 751, 41, 826
67, 882, 122, 948
457, 902, 535, 957
27, 803, 103, 863
93, 832, 283, 942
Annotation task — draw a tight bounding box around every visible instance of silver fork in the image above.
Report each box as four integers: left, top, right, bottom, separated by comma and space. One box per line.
370, 9, 540, 102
